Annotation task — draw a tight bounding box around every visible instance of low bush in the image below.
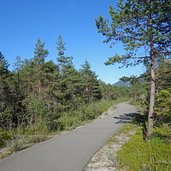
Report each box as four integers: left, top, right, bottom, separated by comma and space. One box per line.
57, 114, 81, 130
50, 99, 116, 131
0, 130, 12, 147
117, 126, 171, 171
7, 137, 27, 152
81, 99, 115, 120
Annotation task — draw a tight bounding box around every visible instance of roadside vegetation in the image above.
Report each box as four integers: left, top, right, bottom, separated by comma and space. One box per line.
115, 61, 171, 170
0, 36, 130, 158
0, 99, 123, 159
117, 125, 171, 171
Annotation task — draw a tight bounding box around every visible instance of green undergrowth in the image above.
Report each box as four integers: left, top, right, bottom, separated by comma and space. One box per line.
117, 124, 171, 171
57, 99, 118, 130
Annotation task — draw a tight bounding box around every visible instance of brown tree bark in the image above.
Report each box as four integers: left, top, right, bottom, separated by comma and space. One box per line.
146, 0, 155, 139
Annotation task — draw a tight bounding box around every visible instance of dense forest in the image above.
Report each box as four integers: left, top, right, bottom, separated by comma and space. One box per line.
0, 36, 130, 149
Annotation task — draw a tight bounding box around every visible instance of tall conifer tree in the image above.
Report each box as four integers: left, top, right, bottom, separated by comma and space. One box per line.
80, 60, 101, 102
96, 0, 171, 138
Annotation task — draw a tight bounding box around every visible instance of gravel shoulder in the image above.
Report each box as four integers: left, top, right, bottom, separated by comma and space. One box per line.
84, 125, 136, 171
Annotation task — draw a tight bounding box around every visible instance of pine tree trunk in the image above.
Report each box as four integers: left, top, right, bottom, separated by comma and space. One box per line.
146, 0, 155, 139
147, 65, 155, 138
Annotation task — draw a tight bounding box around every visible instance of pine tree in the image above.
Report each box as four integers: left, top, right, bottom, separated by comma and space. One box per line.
56, 35, 81, 110
57, 35, 73, 73
34, 39, 48, 65
11, 56, 26, 127
0, 52, 9, 107
96, 0, 171, 138
155, 59, 171, 123
0, 52, 9, 98
33, 39, 49, 95
63, 65, 84, 109
0, 52, 12, 129
41, 61, 62, 113
80, 60, 101, 102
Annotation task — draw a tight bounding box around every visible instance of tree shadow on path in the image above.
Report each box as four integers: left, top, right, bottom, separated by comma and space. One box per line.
114, 112, 147, 139
114, 112, 145, 124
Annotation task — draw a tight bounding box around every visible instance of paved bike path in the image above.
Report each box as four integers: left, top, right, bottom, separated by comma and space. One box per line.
0, 103, 137, 171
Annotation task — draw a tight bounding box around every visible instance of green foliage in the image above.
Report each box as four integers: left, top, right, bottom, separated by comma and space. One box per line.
130, 82, 148, 109
7, 134, 48, 152
129, 59, 171, 125
153, 124, 171, 143
33, 39, 48, 65
0, 36, 131, 155
155, 88, 171, 122
80, 100, 115, 121
80, 60, 101, 102
123, 61, 171, 170
155, 60, 171, 123
57, 35, 73, 72
51, 100, 115, 131
0, 52, 13, 130
117, 126, 171, 171
23, 95, 48, 125
57, 114, 81, 130
0, 130, 12, 147
0, 37, 129, 133
0, 109, 13, 130
96, 0, 171, 62
18, 120, 48, 136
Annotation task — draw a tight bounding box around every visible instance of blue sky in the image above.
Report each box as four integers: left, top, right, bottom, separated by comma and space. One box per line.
0, 0, 145, 84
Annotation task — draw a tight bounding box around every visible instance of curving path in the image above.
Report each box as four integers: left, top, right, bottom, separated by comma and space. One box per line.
0, 103, 137, 171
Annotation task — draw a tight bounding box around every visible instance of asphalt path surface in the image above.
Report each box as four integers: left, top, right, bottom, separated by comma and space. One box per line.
0, 102, 137, 171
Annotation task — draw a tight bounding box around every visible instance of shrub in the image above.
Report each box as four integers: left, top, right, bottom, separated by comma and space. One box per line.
117, 127, 171, 171
0, 131, 12, 147
7, 136, 27, 152
57, 114, 81, 130
0, 109, 12, 130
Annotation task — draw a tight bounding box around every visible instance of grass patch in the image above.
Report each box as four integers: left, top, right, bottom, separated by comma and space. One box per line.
0, 131, 12, 148
117, 124, 171, 171
7, 134, 49, 152
108, 123, 137, 145
0, 134, 50, 159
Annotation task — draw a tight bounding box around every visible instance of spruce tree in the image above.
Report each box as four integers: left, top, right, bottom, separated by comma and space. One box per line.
0, 52, 9, 106
34, 39, 48, 65
0, 52, 12, 129
56, 35, 82, 110
57, 35, 73, 73
80, 60, 101, 102
33, 39, 49, 95
12, 56, 25, 127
